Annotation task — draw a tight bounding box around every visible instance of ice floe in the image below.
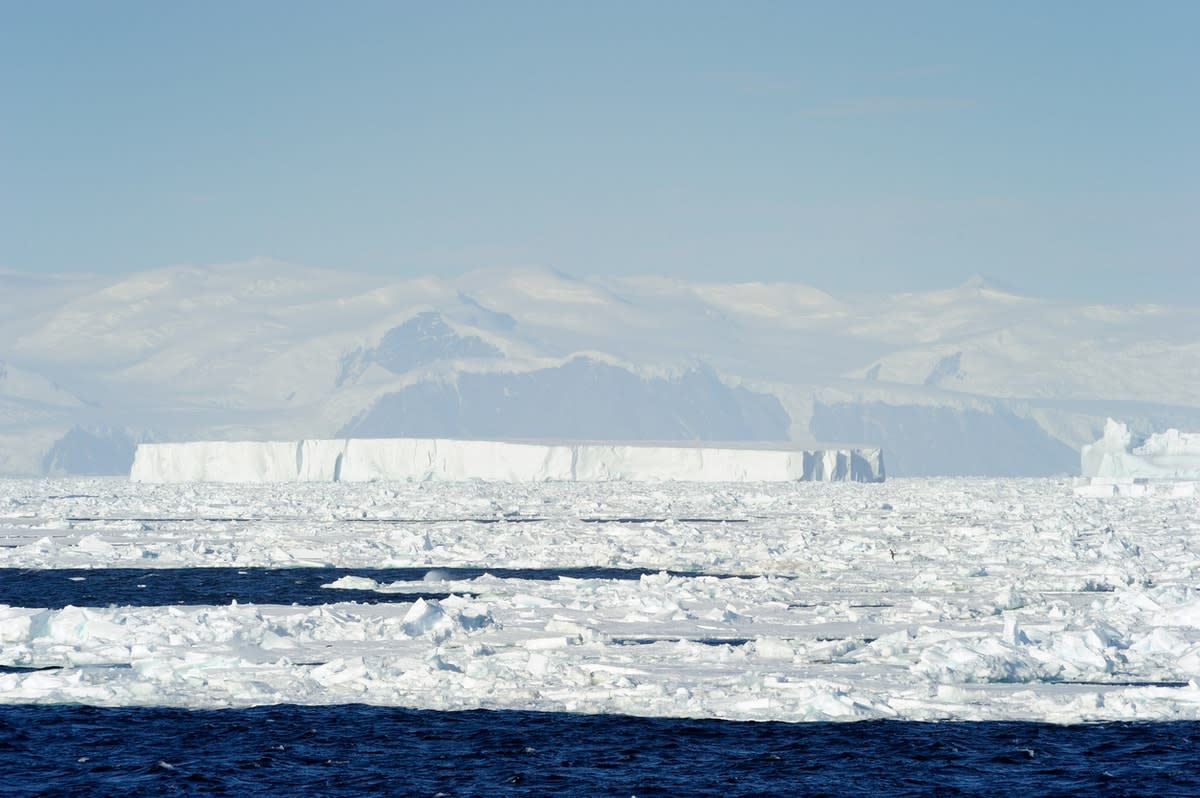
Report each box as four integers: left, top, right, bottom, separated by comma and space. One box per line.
1, 476, 1199, 722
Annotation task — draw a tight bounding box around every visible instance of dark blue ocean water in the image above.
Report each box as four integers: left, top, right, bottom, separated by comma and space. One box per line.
0, 566, 717, 609
4, 567, 1199, 795
1, 705, 1198, 797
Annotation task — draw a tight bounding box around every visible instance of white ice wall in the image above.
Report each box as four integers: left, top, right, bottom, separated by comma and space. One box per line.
1080, 417, 1200, 480
130, 438, 886, 484
1080, 419, 1200, 480
130, 441, 304, 483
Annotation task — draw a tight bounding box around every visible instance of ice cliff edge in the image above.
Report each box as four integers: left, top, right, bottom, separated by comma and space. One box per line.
1080, 419, 1200, 480
129, 438, 886, 484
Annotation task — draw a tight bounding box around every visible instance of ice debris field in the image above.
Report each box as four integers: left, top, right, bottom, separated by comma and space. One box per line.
3, 474, 1200, 724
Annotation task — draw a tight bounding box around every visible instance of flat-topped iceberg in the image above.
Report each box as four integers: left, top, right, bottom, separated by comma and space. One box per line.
130, 438, 885, 483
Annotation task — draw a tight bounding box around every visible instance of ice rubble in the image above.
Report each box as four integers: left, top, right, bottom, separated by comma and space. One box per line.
129, 438, 886, 483
3, 477, 1200, 722
1076, 419, 1200, 496
9, 583, 1200, 721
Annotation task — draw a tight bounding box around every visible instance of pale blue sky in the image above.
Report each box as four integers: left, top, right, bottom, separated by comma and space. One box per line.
1, 1, 1196, 301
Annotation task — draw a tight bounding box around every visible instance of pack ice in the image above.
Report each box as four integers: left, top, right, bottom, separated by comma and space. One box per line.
128, 438, 886, 483
4, 477, 1200, 722
1077, 419, 1200, 497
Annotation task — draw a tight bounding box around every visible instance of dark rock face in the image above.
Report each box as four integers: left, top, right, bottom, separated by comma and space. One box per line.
456, 293, 517, 332
810, 401, 1078, 477
374, 313, 503, 375
42, 427, 136, 476
333, 312, 501, 386
924, 352, 963, 387
341, 358, 791, 442
336, 312, 504, 387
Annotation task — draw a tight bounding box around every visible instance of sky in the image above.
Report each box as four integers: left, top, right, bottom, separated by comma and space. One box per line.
1, 1, 1197, 302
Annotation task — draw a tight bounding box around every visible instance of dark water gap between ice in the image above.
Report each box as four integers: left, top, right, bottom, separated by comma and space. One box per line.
0, 565, 734, 609
1, 705, 1198, 797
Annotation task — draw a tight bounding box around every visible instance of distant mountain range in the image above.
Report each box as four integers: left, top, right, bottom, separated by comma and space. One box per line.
3, 259, 1198, 477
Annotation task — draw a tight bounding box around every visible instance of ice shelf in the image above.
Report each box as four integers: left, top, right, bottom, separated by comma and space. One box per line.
129, 438, 886, 483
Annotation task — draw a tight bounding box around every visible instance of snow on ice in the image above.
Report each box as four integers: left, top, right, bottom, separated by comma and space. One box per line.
129, 438, 886, 484
2, 476, 1200, 722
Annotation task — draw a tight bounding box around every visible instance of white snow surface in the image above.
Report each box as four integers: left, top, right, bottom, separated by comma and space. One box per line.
1081, 418, 1200, 480
3, 477, 1200, 723
129, 438, 885, 484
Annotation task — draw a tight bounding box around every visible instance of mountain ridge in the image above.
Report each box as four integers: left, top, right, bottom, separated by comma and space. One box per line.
5, 260, 1198, 477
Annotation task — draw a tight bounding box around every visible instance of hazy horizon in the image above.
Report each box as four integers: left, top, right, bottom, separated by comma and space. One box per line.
0, 256, 1157, 306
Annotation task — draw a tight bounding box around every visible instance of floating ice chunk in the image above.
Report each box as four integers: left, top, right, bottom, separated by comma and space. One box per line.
1073, 481, 1119, 498
400, 598, 459, 643
749, 637, 795, 660
913, 635, 1047, 684
1128, 627, 1187, 655
455, 605, 494, 632
543, 619, 596, 642
30, 606, 125, 645
1154, 599, 1200, 628
524, 636, 572, 651
259, 630, 295, 651
0, 607, 40, 644
75, 534, 115, 555
993, 585, 1027, 612
512, 593, 557, 608
1178, 646, 1200, 676
309, 657, 369, 688
1002, 614, 1031, 646
401, 598, 442, 630
1088, 622, 1127, 650
1048, 630, 1115, 677
321, 576, 380, 591
797, 684, 875, 720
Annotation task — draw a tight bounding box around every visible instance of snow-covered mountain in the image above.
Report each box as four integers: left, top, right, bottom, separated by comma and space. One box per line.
3, 259, 1198, 477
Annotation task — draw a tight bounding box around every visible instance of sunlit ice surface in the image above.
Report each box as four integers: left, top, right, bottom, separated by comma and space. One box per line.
2, 477, 1199, 723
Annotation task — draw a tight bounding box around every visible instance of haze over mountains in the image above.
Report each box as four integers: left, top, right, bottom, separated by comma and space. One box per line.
3, 259, 1198, 478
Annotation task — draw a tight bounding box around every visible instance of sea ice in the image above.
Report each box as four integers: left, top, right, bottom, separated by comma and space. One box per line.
1, 476, 1199, 723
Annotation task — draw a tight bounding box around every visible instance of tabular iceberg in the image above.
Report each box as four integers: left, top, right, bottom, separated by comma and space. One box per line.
1075, 419, 1200, 496
129, 438, 885, 484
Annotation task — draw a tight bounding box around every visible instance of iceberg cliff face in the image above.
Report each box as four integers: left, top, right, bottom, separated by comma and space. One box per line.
1080, 419, 1200, 481
129, 439, 885, 484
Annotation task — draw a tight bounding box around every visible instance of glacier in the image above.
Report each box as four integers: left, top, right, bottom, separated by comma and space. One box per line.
129, 438, 885, 483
